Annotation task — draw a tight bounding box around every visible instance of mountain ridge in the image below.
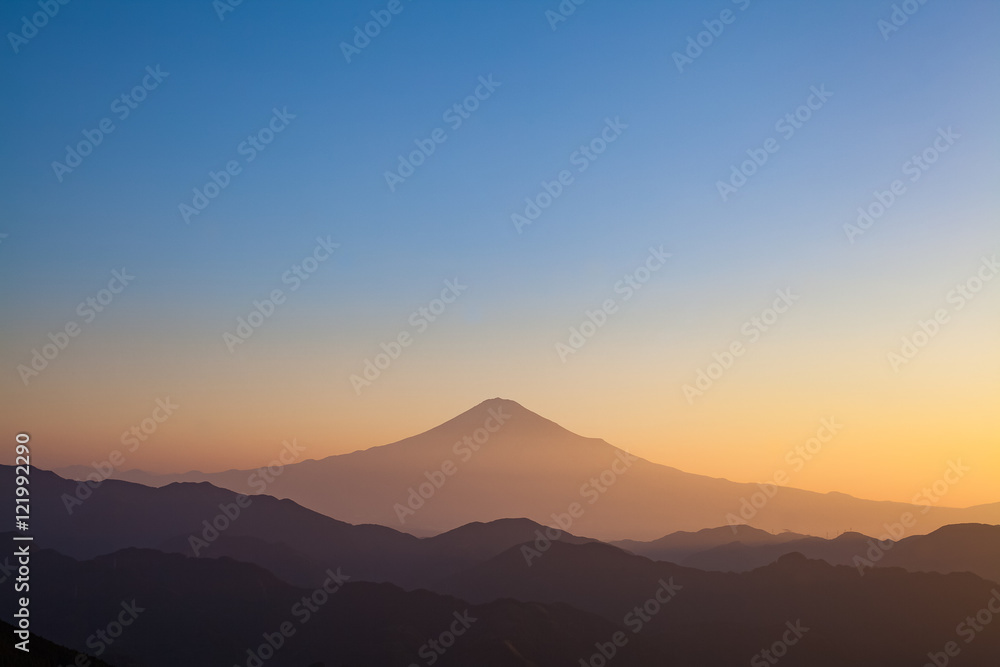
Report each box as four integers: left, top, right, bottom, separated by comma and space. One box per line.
50, 398, 1000, 540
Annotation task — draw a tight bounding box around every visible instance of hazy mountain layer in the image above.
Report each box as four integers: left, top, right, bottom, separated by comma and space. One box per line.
57, 398, 1000, 540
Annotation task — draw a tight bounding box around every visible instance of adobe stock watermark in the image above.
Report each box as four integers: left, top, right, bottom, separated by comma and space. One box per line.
61, 397, 180, 514
17, 268, 135, 386
555, 245, 671, 363
579, 577, 683, 667
340, 0, 414, 63
725, 417, 844, 532
521, 450, 639, 565
7, 0, 72, 54
853, 459, 970, 575
409, 609, 479, 667
407, 610, 478, 667
235, 567, 351, 667
672, 0, 754, 73
511, 117, 628, 233
887, 253, 997, 372
350, 278, 467, 395
213, 0, 246, 21
393, 404, 511, 524
844, 127, 959, 243
877, 0, 932, 41
51, 65, 170, 182
178, 107, 296, 224
544, 0, 590, 31
384, 75, 502, 192
716, 85, 833, 202
75, 600, 145, 664
188, 439, 306, 556
682, 288, 799, 404
750, 620, 810, 667
922, 589, 1000, 667
222, 236, 339, 352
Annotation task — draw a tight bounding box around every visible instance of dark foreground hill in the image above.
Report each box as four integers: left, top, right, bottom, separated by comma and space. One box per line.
0, 620, 114, 667
8, 542, 1000, 667
438, 540, 1000, 666
8, 466, 1000, 665
8, 547, 669, 667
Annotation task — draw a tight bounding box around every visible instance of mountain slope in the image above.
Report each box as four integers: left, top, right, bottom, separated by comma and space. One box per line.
55, 398, 1000, 540
7, 547, 670, 667
880, 523, 1000, 583
437, 541, 1000, 667
615, 523, 1000, 583
1, 465, 593, 590
0, 621, 114, 667
612, 524, 808, 561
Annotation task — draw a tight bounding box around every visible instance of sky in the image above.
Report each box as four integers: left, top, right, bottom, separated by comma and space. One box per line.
1, 0, 998, 508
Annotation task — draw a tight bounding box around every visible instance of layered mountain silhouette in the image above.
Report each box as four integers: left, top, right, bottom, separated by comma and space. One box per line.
14, 529, 1000, 666
59, 398, 1000, 540
6, 464, 1000, 666
4, 466, 592, 590
612, 524, 810, 562
13, 547, 668, 667
436, 541, 1000, 666
616, 523, 1000, 582
13, 465, 999, 590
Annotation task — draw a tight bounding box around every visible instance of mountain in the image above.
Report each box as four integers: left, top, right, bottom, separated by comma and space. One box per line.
612, 524, 808, 561
614, 523, 1000, 583
7, 465, 424, 585
63, 398, 1000, 540
421, 517, 596, 560
614, 525, 872, 572
437, 540, 1000, 666
0, 621, 114, 667
15, 539, 1000, 666
11, 466, 1000, 665
10, 546, 670, 667
678, 531, 875, 572
880, 523, 1000, 582
1, 465, 593, 590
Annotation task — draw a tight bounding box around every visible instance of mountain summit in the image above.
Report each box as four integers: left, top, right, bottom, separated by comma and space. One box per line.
366, 397, 578, 456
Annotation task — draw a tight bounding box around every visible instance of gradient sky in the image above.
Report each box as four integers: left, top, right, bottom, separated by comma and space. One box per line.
2, 0, 998, 508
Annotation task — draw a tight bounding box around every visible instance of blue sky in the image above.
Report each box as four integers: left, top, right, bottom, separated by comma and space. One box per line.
2, 0, 998, 504
2, 0, 996, 311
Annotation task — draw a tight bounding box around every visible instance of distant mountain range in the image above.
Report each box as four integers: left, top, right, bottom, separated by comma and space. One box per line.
614, 523, 1000, 582
434, 541, 1000, 666
16, 398, 1000, 665
5, 464, 1000, 665
12, 465, 1000, 589
7, 465, 594, 591
55, 399, 1000, 540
